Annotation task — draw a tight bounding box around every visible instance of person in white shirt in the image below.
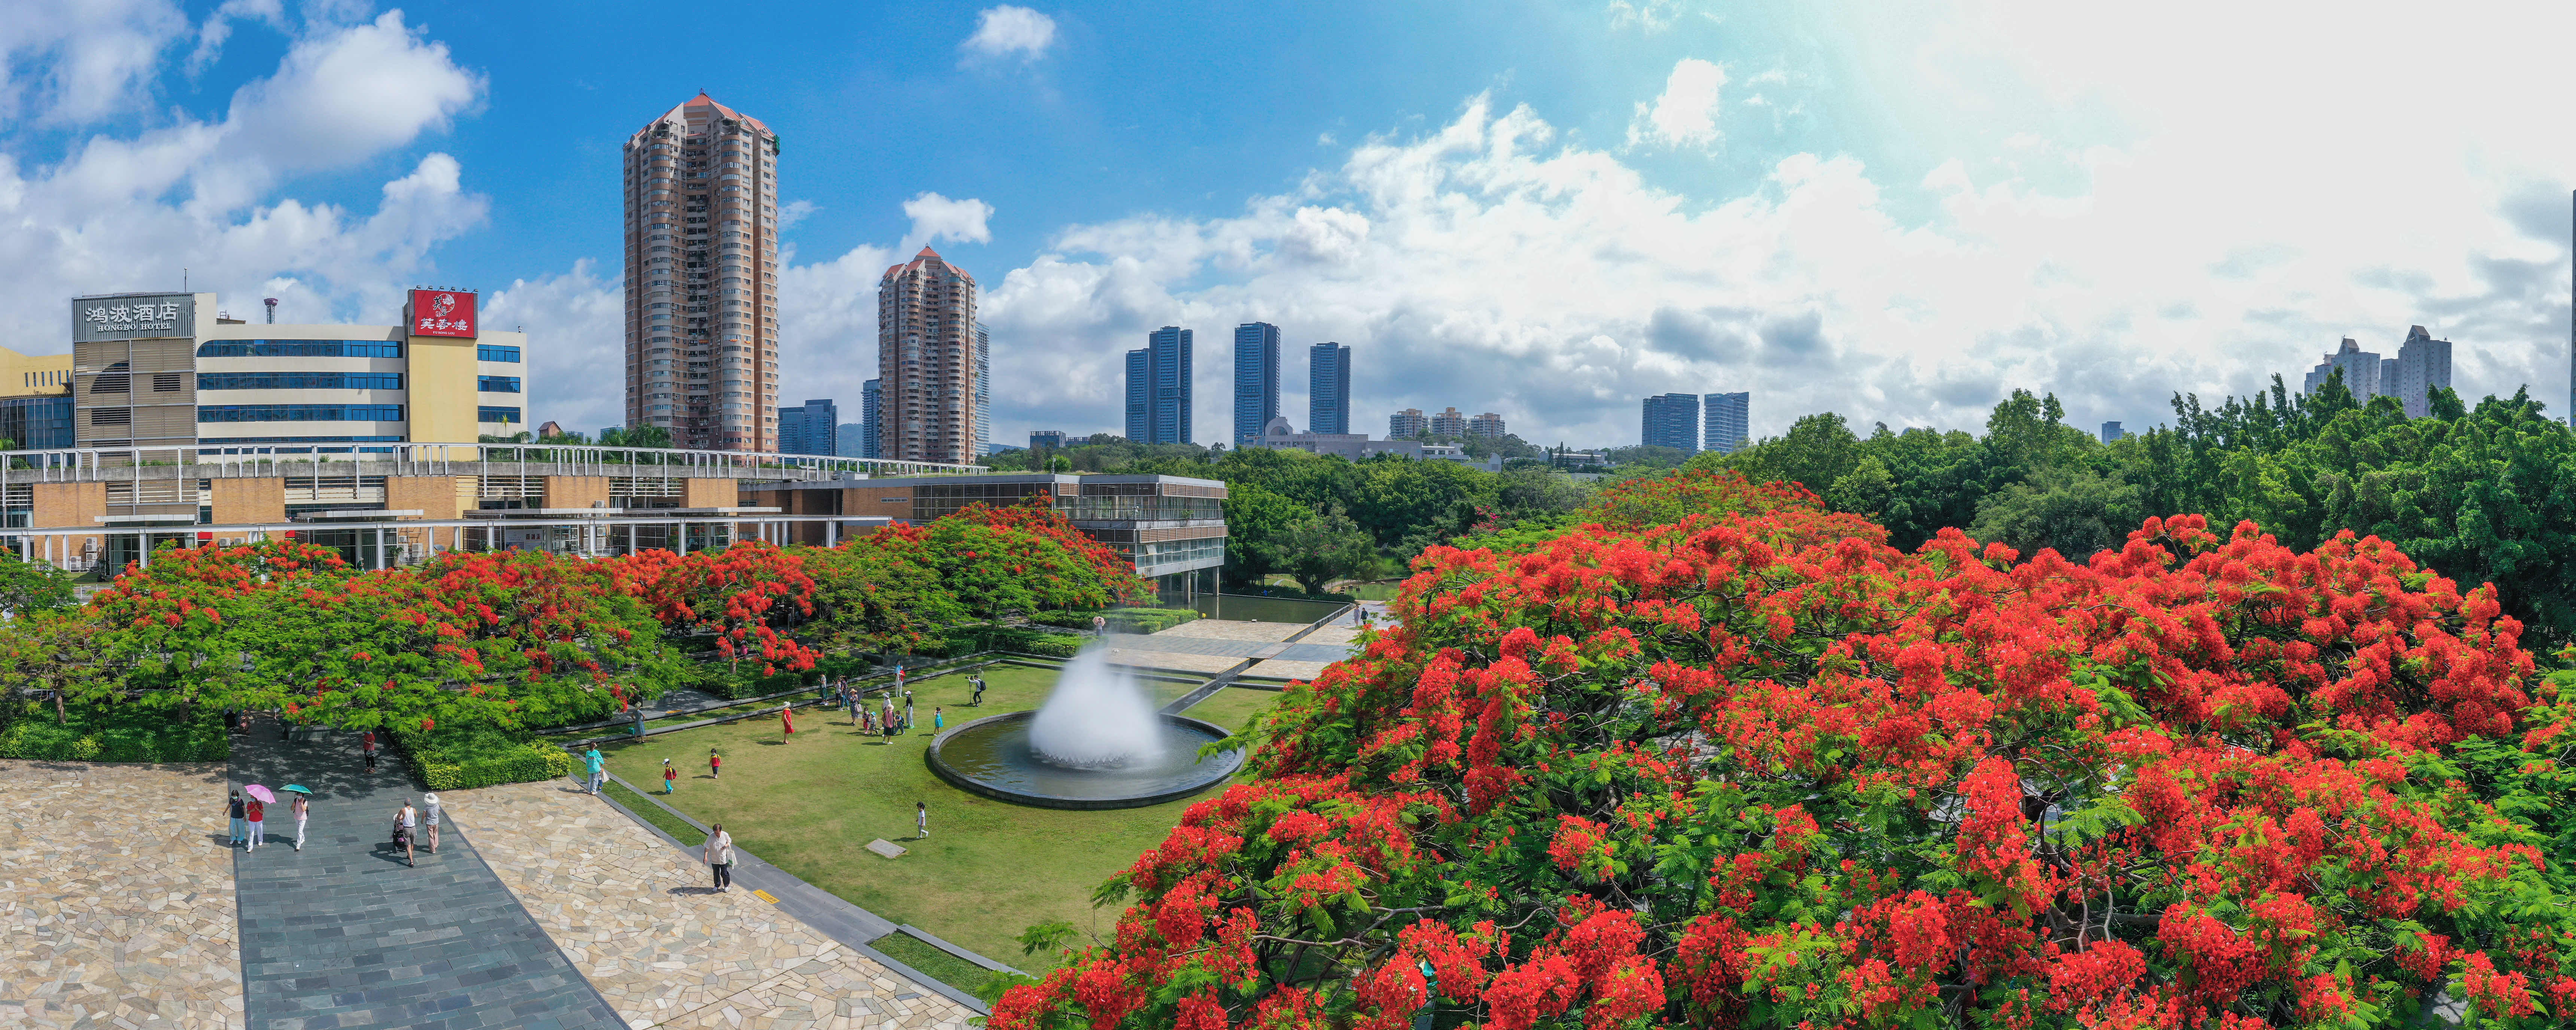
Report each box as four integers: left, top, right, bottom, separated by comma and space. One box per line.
421, 792, 442, 854
293, 793, 310, 851
703, 823, 734, 892
392, 800, 417, 868
916, 801, 929, 839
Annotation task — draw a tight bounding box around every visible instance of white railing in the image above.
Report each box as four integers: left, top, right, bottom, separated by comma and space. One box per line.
0, 442, 987, 483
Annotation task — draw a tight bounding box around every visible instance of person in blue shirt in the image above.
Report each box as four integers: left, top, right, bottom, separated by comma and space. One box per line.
584, 746, 605, 795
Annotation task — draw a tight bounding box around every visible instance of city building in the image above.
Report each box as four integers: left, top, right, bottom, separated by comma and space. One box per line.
0, 344, 73, 397
2302, 337, 2382, 399
1704, 392, 1748, 454
1641, 393, 1699, 452
2386, 326, 2454, 418
741, 472, 1228, 599
778, 398, 836, 456
1422, 443, 1503, 471
1126, 326, 1193, 445
0, 394, 72, 450
859, 378, 881, 459
878, 247, 983, 463
1245, 416, 1425, 461
623, 93, 781, 452
1468, 412, 1506, 439
69, 290, 527, 453
1029, 430, 1068, 450
2099, 421, 2129, 444
1389, 408, 1427, 438
1233, 322, 1281, 446
974, 322, 991, 456
535, 420, 566, 439
1429, 406, 1467, 438
1309, 342, 1351, 435
834, 422, 865, 458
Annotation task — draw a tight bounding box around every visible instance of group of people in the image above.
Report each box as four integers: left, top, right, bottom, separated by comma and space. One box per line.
388, 793, 440, 867
225, 788, 310, 851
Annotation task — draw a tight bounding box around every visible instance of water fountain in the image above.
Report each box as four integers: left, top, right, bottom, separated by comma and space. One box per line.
926, 648, 1243, 810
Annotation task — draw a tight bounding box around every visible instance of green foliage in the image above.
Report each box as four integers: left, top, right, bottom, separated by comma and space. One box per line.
390, 721, 578, 791
0, 701, 229, 762
0, 550, 78, 614
1967, 466, 2146, 560
1275, 510, 1377, 595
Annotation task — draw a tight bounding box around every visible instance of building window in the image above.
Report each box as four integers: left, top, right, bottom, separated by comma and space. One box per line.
89, 407, 131, 426
197, 372, 404, 391
479, 406, 522, 424
477, 345, 522, 362
92, 362, 130, 394
197, 404, 404, 423
152, 372, 182, 392
196, 340, 405, 359
477, 375, 522, 393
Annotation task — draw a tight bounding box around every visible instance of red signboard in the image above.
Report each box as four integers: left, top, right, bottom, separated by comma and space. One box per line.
408, 289, 478, 338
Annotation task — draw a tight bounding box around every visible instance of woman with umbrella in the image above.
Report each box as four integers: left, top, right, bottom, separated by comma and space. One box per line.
284, 785, 312, 851
242, 784, 274, 851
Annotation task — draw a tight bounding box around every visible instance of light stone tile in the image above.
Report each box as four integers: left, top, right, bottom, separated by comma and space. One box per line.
1149, 619, 1303, 643
453, 780, 976, 1030
0, 761, 243, 1030
1246, 658, 1334, 681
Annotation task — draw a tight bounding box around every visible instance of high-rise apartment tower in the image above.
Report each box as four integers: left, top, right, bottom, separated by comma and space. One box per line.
859, 378, 881, 459
1429, 406, 1467, 438
623, 94, 781, 451
974, 322, 992, 457
1469, 412, 1506, 439
1704, 392, 1748, 454
1234, 322, 1281, 445
1643, 393, 1700, 452
1309, 342, 1351, 434
877, 248, 982, 463
1390, 408, 1427, 438
1126, 326, 1193, 445
778, 398, 836, 455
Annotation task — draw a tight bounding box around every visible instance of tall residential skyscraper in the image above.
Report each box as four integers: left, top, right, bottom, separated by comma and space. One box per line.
778, 398, 837, 455
2302, 337, 2382, 399
2099, 421, 2126, 444
2387, 326, 2454, 419
1390, 408, 1428, 438
1469, 412, 1506, 439
1309, 342, 1351, 434
1125, 326, 1193, 444
1643, 393, 1700, 452
974, 322, 992, 457
1704, 392, 1748, 454
860, 378, 881, 458
623, 94, 781, 452
1233, 322, 1281, 445
1125, 349, 1151, 441
877, 247, 982, 463
1429, 406, 1467, 438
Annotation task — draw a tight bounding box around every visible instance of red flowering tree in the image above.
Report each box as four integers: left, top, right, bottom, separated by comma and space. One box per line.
613, 540, 820, 676
993, 470, 2576, 1030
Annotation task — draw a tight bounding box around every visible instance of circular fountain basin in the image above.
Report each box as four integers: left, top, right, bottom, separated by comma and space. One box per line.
926, 710, 1243, 810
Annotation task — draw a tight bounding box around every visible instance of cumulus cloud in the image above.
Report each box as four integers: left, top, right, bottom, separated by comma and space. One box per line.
0, 0, 191, 124
0, 7, 488, 358
1606, 0, 1682, 33
1628, 58, 1726, 149
960, 6, 1055, 63
897, 192, 995, 255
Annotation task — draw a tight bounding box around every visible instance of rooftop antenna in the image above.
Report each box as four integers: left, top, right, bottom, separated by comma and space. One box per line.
263, 298, 277, 324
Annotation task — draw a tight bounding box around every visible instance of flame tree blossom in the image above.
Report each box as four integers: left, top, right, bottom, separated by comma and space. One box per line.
993, 471, 2576, 1030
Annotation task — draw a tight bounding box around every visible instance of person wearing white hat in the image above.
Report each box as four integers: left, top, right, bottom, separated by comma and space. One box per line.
422, 793, 443, 854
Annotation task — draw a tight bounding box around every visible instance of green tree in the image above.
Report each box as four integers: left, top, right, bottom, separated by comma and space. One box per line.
0, 550, 78, 615
1966, 467, 2146, 561
1219, 482, 1312, 589
1275, 510, 1376, 595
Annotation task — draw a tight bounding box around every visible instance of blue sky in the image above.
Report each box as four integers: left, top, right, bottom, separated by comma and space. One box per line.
5, 0, 2573, 448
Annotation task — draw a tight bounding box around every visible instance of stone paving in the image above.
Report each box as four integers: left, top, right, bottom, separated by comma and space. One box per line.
0, 760, 244, 1030
453, 780, 977, 1030
230, 719, 622, 1030
1151, 620, 1304, 643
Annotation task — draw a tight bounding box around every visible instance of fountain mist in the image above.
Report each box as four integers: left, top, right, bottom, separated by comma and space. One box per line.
1026, 646, 1166, 768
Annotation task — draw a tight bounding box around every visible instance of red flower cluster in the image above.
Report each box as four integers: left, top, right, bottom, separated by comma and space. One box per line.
991, 470, 2576, 1030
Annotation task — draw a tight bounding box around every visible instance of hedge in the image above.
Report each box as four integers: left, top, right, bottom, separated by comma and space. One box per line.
0, 703, 231, 762
1030, 607, 1200, 634
388, 722, 579, 792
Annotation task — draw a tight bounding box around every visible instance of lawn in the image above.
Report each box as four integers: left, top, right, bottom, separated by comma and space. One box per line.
599, 660, 1278, 976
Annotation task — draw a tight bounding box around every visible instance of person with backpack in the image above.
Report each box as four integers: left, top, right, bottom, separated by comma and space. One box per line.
662, 758, 678, 794
708, 746, 723, 780
361, 730, 379, 772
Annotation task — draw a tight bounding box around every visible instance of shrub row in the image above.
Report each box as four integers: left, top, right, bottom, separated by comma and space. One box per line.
0, 703, 230, 762
387, 722, 578, 792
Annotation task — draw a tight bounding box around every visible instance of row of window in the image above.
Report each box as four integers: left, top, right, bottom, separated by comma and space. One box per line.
478, 345, 521, 363
479, 375, 521, 393
197, 372, 403, 391
480, 406, 522, 424
197, 405, 404, 423
198, 340, 404, 359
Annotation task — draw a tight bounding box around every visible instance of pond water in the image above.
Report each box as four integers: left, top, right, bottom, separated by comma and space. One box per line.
1184, 593, 1347, 625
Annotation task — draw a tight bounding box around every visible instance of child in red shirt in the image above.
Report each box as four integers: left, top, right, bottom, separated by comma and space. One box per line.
662, 759, 677, 794
709, 747, 722, 780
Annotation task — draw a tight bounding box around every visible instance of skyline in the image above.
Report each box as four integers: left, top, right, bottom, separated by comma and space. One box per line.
4, 2, 2576, 452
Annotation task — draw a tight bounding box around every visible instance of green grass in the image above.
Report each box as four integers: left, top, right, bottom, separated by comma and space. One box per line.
600, 662, 1280, 975
1179, 686, 1288, 735
602, 778, 705, 847
869, 932, 1000, 997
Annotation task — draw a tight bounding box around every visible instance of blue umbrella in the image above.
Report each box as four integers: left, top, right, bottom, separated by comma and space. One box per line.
281, 784, 312, 795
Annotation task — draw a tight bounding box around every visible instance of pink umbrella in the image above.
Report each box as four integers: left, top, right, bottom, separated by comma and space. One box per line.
242, 784, 276, 804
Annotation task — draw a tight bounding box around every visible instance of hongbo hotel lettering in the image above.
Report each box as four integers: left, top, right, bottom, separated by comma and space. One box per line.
81, 302, 182, 333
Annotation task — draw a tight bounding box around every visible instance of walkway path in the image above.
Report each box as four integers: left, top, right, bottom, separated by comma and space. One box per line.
227, 718, 622, 1030
456, 780, 976, 1030
0, 760, 243, 1030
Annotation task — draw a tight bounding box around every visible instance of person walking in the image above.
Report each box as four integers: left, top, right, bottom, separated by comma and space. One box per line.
662, 758, 678, 794
244, 793, 265, 851
392, 799, 417, 867
844, 682, 860, 724
969, 672, 986, 707
227, 790, 247, 848
881, 697, 896, 738
781, 703, 796, 741
708, 746, 723, 780
704, 823, 735, 892
585, 745, 605, 795
422, 792, 442, 854
1092, 614, 1106, 638
932, 706, 944, 731
292, 792, 310, 851
360, 730, 378, 772
904, 693, 915, 732
915, 801, 929, 839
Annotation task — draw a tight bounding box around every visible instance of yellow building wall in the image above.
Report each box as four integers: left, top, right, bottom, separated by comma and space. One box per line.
0, 345, 74, 398
407, 334, 481, 452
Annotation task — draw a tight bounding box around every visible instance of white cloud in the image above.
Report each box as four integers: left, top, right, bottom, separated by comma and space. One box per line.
1606, 0, 1682, 33
960, 6, 1055, 63
1628, 58, 1726, 149
0, 8, 488, 361
777, 199, 818, 228
188, 0, 284, 70
897, 192, 994, 255
0, 0, 190, 124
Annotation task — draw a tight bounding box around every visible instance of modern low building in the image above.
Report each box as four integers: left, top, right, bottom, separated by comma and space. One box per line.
740, 472, 1228, 599
1243, 416, 1424, 460
71, 291, 528, 454
1029, 430, 1067, 450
